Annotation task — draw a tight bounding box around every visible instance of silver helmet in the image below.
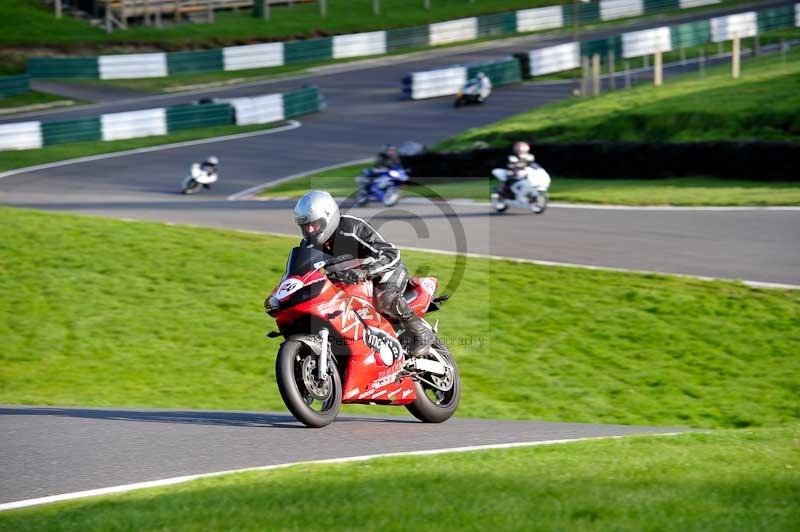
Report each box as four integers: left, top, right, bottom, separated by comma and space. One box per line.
293, 190, 340, 245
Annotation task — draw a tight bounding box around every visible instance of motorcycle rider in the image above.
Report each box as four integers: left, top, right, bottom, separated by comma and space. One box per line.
200, 156, 219, 188
292, 190, 434, 357
503, 142, 534, 197
374, 144, 401, 171
475, 71, 492, 101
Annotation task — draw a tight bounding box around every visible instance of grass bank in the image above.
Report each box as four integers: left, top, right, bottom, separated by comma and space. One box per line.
0, 90, 72, 111
2, 208, 798, 428
0, 122, 285, 174
1, 427, 798, 529
258, 163, 800, 206
439, 48, 800, 148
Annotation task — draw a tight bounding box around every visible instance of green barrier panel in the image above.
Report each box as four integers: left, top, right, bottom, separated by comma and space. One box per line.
0, 74, 31, 98
41, 117, 102, 146
27, 57, 99, 78
477, 12, 517, 38
564, 1, 601, 26
167, 49, 225, 76
284, 38, 333, 64
757, 5, 796, 33
671, 20, 711, 49
386, 25, 430, 52
283, 86, 322, 117
580, 35, 623, 59
166, 103, 233, 133
644, 0, 679, 14
466, 58, 521, 86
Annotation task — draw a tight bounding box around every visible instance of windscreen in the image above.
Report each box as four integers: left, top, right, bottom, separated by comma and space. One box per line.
284, 246, 332, 277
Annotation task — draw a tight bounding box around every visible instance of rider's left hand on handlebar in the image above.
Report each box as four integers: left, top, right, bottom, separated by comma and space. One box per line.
329, 269, 369, 284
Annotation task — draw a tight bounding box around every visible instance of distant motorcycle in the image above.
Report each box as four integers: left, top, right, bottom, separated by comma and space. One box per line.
181, 163, 218, 195
355, 165, 410, 207
454, 74, 492, 107
490, 163, 551, 214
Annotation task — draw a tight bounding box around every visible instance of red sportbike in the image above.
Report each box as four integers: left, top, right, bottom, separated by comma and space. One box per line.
265, 246, 460, 428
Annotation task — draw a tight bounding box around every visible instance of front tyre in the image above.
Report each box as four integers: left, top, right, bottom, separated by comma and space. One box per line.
491, 192, 508, 213
383, 187, 400, 207
405, 339, 461, 423
275, 337, 341, 428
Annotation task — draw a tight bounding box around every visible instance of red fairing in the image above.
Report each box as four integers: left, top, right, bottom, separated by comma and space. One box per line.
272, 270, 439, 406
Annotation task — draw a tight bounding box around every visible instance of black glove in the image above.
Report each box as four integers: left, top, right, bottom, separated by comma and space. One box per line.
330, 269, 369, 284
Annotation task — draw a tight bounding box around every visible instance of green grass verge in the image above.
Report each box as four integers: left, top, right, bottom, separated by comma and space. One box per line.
439, 48, 800, 148
1, 0, 562, 48
258, 163, 800, 206
0, 90, 72, 110
1, 426, 798, 529
2, 207, 798, 428
0, 122, 282, 173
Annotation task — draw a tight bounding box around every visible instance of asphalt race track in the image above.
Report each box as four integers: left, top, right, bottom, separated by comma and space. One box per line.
0, 0, 797, 509
0, 406, 688, 505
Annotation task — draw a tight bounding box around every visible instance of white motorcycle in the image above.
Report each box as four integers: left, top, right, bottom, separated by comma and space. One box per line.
454, 74, 492, 107
181, 163, 218, 195
490, 164, 551, 214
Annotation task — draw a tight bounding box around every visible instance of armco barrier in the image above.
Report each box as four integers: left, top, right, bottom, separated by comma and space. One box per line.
25, 0, 742, 80
0, 87, 322, 151
527, 3, 798, 77
403, 56, 521, 100
0, 74, 31, 99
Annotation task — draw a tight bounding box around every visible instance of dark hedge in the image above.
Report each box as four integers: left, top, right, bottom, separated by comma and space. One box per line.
401, 142, 800, 182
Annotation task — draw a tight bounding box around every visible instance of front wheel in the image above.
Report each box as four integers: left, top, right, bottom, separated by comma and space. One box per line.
275, 337, 341, 428
182, 179, 201, 195
491, 192, 508, 213
383, 187, 400, 207
530, 191, 548, 214
405, 339, 461, 423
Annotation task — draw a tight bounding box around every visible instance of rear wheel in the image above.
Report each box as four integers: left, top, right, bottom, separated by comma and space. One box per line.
405, 339, 460, 423
530, 191, 548, 214
275, 338, 341, 428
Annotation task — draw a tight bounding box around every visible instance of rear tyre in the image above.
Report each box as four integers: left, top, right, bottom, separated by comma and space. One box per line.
405, 339, 460, 423
275, 337, 341, 428
530, 191, 548, 214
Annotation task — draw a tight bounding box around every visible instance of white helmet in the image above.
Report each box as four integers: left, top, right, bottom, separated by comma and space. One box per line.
206, 156, 219, 166
293, 190, 340, 246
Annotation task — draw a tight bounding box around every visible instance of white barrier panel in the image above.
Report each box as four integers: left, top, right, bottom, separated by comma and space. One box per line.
0, 121, 42, 150
229, 94, 284, 125
223, 43, 284, 71
795, 3, 800, 27
101, 108, 167, 141
429, 18, 478, 46
622, 26, 672, 58
529, 42, 580, 76
710, 12, 757, 42
679, 0, 721, 8
600, 0, 644, 21
516, 6, 564, 32
333, 31, 387, 59
99, 53, 167, 80
410, 66, 467, 99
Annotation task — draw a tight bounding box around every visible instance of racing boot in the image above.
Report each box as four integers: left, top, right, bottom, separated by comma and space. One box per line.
400, 316, 434, 357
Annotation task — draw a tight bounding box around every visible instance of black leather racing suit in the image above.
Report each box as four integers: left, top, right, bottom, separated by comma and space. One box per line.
302, 215, 433, 354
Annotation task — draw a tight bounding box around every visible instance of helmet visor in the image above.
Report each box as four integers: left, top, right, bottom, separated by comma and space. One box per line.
300, 218, 328, 243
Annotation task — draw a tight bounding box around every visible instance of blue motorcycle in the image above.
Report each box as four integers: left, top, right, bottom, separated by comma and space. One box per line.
355, 165, 410, 207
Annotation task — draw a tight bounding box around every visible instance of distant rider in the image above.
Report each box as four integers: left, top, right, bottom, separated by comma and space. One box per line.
476, 72, 492, 101
503, 142, 534, 197
200, 156, 219, 187
292, 190, 434, 357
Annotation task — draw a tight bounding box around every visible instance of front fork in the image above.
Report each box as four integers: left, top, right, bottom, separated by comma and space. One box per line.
318, 328, 330, 381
